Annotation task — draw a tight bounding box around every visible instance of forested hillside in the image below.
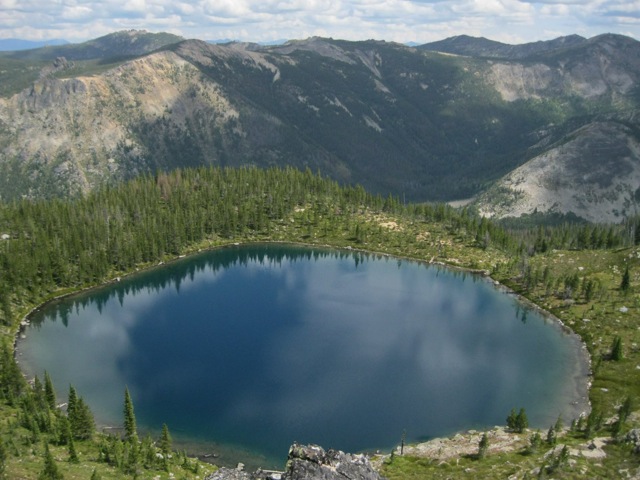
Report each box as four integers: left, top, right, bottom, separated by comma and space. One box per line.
0, 166, 640, 478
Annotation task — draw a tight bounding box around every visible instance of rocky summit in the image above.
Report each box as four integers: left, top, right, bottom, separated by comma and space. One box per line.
205, 443, 384, 480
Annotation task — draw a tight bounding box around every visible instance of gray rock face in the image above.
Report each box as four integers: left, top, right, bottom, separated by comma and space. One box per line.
283, 443, 383, 480
205, 443, 384, 480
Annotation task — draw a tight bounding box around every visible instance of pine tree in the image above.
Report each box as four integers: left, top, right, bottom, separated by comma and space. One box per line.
613, 396, 633, 436
477, 432, 489, 459
515, 408, 529, 433
68, 435, 79, 464
528, 431, 542, 454
585, 408, 603, 438
0, 340, 25, 403
123, 387, 137, 443
73, 397, 95, 440
67, 386, 94, 440
619, 396, 633, 425
506, 408, 518, 431
67, 386, 77, 420
38, 442, 64, 480
621, 264, 631, 292
554, 415, 563, 433
611, 336, 623, 361
58, 414, 71, 446
546, 426, 556, 445
159, 423, 172, 455
44, 371, 56, 410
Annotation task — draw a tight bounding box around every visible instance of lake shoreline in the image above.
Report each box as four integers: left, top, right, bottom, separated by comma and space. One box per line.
14, 239, 593, 468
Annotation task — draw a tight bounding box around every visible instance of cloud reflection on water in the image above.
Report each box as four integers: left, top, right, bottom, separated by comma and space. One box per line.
20, 245, 585, 460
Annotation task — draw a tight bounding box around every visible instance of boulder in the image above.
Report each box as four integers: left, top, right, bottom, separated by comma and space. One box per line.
283, 443, 383, 480
205, 443, 384, 480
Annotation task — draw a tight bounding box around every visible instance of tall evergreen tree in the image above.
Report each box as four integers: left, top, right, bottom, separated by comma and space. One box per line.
44, 371, 56, 410
159, 423, 172, 455
621, 264, 631, 292
611, 336, 624, 361
67, 386, 94, 440
67, 386, 77, 420
515, 408, 529, 433
123, 388, 137, 443
38, 442, 64, 480
477, 433, 489, 459
506, 408, 518, 431
68, 435, 79, 464
71, 397, 95, 440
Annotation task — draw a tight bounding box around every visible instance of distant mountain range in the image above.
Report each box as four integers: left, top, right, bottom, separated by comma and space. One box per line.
419, 34, 587, 59
0, 30, 638, 222
0, 38, 69, 51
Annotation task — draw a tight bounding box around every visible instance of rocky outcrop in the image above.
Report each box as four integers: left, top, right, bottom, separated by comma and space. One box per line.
283, 443, 383, 480
475, 120, 640, 223
205, 443, 384, 480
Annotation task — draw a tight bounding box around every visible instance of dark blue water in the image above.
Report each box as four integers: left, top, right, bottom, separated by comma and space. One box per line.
18, 244, 589, 469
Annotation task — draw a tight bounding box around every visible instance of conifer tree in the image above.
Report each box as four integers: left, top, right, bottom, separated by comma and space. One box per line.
585, 408, 603, 438
33, 375, 45, 407
611, 336, 623, 361
159, 423, 172, 455
515, 408, 529, 433
619, 396, 633, 425
44, 371, 56, 410
67, 386, 94, 440
477, 432, 489, 459
58, 414, 71, 446
38, 442, 64, 480
506, 408, 518, 431
123, 387, 137, 443
67, 386, 77, 419
621, 264, 631, 292
1, 341, 25, 403
554, 415, 563, 433
68, 435, 79, 464
528, 431, 542, 454
73, 397, 95, 440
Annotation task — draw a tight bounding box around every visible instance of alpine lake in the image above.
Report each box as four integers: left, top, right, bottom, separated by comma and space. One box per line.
17, 244, 590, 470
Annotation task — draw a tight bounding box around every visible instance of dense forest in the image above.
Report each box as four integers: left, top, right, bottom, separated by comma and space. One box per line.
0, 166, 639, 478
1, 165, 635, 327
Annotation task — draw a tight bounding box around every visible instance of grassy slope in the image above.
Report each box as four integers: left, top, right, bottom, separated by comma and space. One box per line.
382, 246, 640, 478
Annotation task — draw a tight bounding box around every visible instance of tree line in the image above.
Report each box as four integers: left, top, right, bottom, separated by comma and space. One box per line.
2, 165, 638, 328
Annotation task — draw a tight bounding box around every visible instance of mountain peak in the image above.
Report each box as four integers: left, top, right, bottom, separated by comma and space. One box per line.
419, 34, 586, 59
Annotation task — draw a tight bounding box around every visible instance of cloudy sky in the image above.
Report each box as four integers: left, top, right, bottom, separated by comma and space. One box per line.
1, 0, 638, 45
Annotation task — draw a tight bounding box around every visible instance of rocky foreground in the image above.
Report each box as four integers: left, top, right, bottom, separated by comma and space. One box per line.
205, 443, 383, 480
204, 425, 640, 480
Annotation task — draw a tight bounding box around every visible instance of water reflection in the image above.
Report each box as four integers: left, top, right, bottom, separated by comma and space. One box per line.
20, 244, 588, 468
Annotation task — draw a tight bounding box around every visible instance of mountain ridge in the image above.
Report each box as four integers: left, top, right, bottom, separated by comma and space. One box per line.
419, 33, 587, 59
0, 31, 639, 222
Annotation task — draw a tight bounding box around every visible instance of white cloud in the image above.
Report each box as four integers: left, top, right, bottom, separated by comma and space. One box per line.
0, 0, 637, 44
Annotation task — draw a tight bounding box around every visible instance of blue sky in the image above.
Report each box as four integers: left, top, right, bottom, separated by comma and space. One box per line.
0, 0, 638, 45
